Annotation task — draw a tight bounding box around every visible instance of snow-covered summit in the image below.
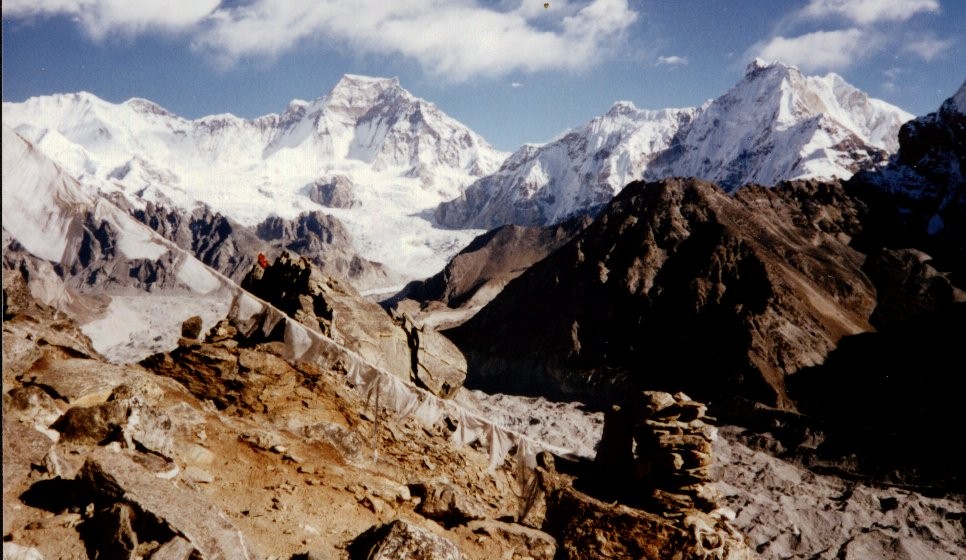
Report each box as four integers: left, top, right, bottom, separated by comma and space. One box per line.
644, 59, 913, 188
436, 100, 699, 228
437, 60, 913, 228
2, 76, 509, 283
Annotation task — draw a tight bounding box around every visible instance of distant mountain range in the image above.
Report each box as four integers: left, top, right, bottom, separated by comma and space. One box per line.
2, 75, 507, 282
437, 59, 913, 228
3, 61, 914, 284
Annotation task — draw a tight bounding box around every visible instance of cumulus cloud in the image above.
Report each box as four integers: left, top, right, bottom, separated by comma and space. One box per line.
902, 35, 955, 60
510, 82, 524, 88
656, 55, 688, 66
2, 0, 218, 38
799, 0, 940, 25
3, 1, 639, 81
195, 0, 639, 81
754, 29, 876, 71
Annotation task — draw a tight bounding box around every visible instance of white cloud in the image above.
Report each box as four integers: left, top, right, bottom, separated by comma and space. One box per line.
902, 35, 954, 61
754, 28, 877, 71
800, 0, 939, 26
196, 0, 638, 80
511, 82, 524, 88
2, 0, 218, 38
2, 1, 639, 81
656, 55, 688, 66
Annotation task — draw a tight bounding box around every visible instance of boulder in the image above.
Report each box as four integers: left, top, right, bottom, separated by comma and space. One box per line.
305, 175, 357, 209
180, 316, 204, 340
349, 520, 465, 560
79, 448, 257, 559
466, 520, 557, 560
2, 543, 44, 560
148, 536, 194, 560
3, 421, 55, 535
21, 359, 136, 407
410, 481, 484, 527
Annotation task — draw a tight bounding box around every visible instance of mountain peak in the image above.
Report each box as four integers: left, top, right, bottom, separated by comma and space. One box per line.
606, 101, 640, 117
334, 74, 402, 93
124, 98, 175, 118
744, 57, 786, 75
951, 80, 966, 114
323, 74, 410, 112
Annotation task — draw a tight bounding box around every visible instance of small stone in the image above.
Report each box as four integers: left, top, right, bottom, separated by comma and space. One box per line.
270, 445, 288, 454
364, 496, 386, 514
181, 316, 204, 339
182, 466, 214, 484
297, 464, 317, 474
283, 453, 304, 463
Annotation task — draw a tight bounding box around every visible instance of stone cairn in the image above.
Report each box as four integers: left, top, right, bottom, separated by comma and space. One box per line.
594, 390, 750, 557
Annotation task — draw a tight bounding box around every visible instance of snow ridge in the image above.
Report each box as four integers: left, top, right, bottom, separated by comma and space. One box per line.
437, 60, 913, 229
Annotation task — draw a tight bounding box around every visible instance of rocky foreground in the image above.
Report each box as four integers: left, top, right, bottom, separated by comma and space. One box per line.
4, 266, 761, 559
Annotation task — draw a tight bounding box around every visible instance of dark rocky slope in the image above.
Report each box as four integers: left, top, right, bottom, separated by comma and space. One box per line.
386, 217, 589, 329
446, 177, 878, 409
848, 80, 965, 284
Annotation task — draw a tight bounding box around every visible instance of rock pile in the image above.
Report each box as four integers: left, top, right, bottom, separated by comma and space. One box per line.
544, 390, 753, 560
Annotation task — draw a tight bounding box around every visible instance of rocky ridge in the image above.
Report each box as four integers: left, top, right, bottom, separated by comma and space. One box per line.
240, 252, 466, 399
388, 216, 591, 329
447, 177, 879, 409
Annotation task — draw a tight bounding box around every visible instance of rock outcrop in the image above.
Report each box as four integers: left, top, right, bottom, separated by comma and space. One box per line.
254, 210, 398, 291
132, 201, 396, 291
241, 252, 466, 398
132, 200, 265, 283
305, 174, 358, 209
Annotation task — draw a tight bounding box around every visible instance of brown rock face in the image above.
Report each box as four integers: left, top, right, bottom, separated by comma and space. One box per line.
447, 178, 876, 410
241, 252, 466, 398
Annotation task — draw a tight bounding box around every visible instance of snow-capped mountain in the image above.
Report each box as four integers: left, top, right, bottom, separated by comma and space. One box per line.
2, 75, 508, 283
436, 103, 699, 228
645, 59, 914, 188
437, 60, 913, 229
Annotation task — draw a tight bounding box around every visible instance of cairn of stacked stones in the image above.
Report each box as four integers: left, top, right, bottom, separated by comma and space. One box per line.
588, 390, 753, 558
632, 390, 720, 515
595, 390, 719, 512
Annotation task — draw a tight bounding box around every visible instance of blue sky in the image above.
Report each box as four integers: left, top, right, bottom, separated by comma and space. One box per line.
3, 0, 964, 151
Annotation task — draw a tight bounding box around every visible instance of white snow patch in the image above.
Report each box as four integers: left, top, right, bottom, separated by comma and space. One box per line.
80, 292, 233, 364
175, 256, 223, 294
